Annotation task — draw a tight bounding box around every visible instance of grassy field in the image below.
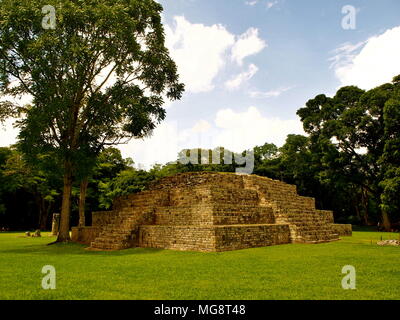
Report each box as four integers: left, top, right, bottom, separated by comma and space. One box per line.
0, 230, 399, 300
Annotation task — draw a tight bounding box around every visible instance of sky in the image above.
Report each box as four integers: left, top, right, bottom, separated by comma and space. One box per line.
1, 0, 400, 168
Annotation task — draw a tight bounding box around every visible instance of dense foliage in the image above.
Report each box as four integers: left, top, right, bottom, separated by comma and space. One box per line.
0, 0, 184, 240
1, 76, 400, 232
1, 76, 400, 231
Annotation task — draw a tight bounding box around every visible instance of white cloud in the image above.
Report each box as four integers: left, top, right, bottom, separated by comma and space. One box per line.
329, 41, 365, 70
0, 119, 19, 148
214, 107, 304, 152
165, 16, 235, 93
225, 64, 259, 90
245, 0, 258, 5
192, 120, 211, 133
119, 121, 182, 169
331, 26, 400, 89
119, 119, 215, 169
231, 28, 267, 66
249, 86, 294, 98
245, 0, 279, 9
165, 17, 267, 93
0, 94, 32, 148
120, 106, 304, 168
266, 1, 279, 9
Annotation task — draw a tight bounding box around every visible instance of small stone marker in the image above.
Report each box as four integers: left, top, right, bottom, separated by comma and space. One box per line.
377, 240, 400, 247
32, 230, 41, 237
51, 213, 60, 236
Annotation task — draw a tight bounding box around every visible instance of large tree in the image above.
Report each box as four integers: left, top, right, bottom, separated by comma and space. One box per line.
379, 76, 400, 225
0, 0, 184, 241
297, 76, 400, 230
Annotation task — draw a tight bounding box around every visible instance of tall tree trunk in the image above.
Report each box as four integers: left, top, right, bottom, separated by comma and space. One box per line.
382, 210, 391, 232
78, 177, 89, 227
57, 161, 73, 242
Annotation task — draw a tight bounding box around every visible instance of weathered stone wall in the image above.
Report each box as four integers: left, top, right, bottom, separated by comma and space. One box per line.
317, 210, 335, 224
113, 190, 170, 212
214, 224, 291, 251
147, 172, 246, 191
139, 226, 217, 252
138, 224, 291, 252
92, 211, 118, 227
151, 185, 274, 226
331, 224, 352, 236
212, 205, 275, 225
71, 226, 102, 245
154, 205, 214, 226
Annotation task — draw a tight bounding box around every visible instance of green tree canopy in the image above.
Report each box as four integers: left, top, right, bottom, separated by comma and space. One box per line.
0, 0, 184, 241
297, 75, 400, 230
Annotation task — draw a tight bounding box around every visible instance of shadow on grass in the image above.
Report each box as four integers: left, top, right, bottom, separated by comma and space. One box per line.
1, 241, 165, 256
1, 232, 165, 256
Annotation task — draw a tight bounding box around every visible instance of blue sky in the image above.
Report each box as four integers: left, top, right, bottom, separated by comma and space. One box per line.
2, 0, 400, 168
160, 0, 400, 117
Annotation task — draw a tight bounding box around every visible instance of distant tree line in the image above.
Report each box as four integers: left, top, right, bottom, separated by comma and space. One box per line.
1, 75, 399, 232
0, 58, 400, 230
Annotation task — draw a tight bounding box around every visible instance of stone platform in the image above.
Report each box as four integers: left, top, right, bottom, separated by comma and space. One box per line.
71, 172, 352, 252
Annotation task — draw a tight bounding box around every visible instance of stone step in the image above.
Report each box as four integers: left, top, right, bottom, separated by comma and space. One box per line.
90, 242, 131, 251
91, 239, 129, 246
95, 234, 131, 241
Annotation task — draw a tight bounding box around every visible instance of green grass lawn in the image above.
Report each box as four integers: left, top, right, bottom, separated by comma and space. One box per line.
0, 230, 399, 300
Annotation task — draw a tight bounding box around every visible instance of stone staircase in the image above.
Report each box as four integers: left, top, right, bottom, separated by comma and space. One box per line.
89, 193, 156, 250
243, 176, 339, 244
90, 210, 138, 250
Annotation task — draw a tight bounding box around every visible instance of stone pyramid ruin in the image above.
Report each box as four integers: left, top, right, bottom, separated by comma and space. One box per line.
72, 172, 352, 252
